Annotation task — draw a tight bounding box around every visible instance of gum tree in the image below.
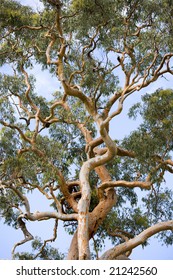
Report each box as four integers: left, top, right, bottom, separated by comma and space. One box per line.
0, 0, 173, 260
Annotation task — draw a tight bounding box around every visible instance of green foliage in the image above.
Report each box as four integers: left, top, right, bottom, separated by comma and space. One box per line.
0, 0, 34, 29
126, 89, 173, 166
14, 237, 64, 260
0, 0, 173, 259
0, 192, 19, 227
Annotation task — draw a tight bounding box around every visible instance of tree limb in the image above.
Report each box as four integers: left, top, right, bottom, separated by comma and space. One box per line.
12, 216, 34, 259
100, 220, 173, 260
98, 180, 151, 192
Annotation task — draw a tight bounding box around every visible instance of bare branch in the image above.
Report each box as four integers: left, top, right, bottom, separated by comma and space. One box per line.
98, 179, 151, 198
45, 31, 58, 65
20, 64, 39, 112
100, 220, 173, 260
12, 216, 34, 259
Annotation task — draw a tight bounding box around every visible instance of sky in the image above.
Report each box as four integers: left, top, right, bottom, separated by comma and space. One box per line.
0, 0, 173, 260
18, 0, 44, 10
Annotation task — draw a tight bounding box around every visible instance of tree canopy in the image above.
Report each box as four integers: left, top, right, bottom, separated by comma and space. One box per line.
0, 0, 173, 260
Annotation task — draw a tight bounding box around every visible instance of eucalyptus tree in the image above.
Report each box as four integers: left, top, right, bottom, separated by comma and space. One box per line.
0, 0, 173, 260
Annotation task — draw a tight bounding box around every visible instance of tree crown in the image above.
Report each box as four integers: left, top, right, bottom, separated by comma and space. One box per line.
0, 0, 173, 260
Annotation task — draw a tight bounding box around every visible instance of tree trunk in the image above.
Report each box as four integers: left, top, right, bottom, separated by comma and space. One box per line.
67, 188, 116, 259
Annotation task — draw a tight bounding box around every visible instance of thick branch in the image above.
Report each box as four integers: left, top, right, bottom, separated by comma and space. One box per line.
26, 211, 78, 222
98, 179, 151, 195
95, 146, 135, 158
20, 64, 39, 112
100, 220, 173, 260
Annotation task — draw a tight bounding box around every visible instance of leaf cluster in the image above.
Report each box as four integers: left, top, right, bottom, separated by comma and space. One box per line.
14, 236, 64, 260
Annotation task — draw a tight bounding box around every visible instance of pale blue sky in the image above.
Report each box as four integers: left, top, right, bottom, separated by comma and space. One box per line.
0, 0, 173, 260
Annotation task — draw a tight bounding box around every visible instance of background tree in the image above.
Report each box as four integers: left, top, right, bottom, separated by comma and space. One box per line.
0, 0, 173, 260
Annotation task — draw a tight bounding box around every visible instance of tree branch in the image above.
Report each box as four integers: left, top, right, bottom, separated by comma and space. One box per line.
98, 179, 151, 193
12, 216, 34, 259
100, 220, 173, 260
